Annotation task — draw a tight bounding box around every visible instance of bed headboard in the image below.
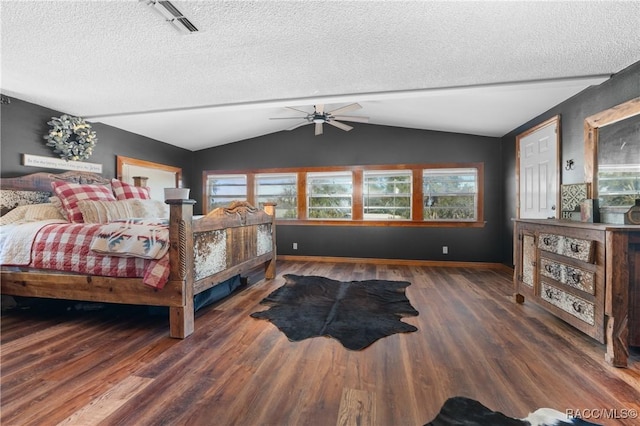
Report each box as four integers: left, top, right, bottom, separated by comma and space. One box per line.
0, 171, 109, 215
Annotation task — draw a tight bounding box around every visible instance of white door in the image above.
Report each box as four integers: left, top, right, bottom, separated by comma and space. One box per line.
518, 119, 559, 219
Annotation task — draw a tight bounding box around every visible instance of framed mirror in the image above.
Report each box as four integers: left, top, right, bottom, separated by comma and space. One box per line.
116, 156, 183, 201
584, 97, 640, 217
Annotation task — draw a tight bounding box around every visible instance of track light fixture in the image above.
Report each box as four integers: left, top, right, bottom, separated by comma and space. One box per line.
141, 0, 199, 34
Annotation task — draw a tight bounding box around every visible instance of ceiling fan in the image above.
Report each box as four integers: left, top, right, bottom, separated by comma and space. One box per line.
270, 103, 369, 136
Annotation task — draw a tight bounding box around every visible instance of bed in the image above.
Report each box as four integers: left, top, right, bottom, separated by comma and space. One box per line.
0, 171, 276, 338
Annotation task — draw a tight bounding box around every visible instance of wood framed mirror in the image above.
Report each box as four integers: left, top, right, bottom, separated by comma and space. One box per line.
584, 97, 640, 210
116, 156, 183, 201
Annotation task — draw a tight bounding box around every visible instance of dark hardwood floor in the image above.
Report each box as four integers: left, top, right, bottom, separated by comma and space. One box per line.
2, 261, 639, 425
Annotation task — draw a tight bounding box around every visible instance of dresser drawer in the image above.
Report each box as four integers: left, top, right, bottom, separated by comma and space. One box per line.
538, 233, 594, 262
539, 257, 595, 295
540, 281, 595, 326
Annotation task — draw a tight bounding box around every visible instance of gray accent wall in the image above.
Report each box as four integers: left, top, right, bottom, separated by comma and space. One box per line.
0, 97, 192, 184
193, 124, 505, 262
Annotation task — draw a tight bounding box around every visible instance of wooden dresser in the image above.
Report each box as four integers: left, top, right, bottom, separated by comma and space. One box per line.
513, 219, 640, 367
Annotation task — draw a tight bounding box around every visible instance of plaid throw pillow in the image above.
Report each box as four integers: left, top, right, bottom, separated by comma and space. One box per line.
51, 181, 116, 223
111, 179, 151, 200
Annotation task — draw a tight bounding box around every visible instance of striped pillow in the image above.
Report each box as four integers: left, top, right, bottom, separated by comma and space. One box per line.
24, 203, 67, 222
77, 199, 169, 223
77, 199, 137, 223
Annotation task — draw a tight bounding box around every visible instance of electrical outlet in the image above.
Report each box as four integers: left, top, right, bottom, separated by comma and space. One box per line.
442, 246, 448, 254
293, 243, 298, 250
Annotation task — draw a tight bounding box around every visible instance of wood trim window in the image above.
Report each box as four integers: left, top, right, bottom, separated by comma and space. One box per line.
255, 173, 297, 219
307, 171, 353, 220
203, 163, 485, 228
363, 170, 412, 220
205, 174, 247, 210
423, 168, 478, 221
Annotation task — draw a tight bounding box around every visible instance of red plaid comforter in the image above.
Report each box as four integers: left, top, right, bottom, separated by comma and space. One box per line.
31, 223, 170, 289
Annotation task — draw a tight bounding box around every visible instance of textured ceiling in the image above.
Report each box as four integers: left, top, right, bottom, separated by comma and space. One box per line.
1, 1, 639, 150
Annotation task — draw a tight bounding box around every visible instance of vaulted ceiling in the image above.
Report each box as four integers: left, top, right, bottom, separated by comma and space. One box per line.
2, 1, 639, 151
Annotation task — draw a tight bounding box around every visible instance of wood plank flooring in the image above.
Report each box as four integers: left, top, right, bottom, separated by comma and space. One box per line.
2, 261, 639, 425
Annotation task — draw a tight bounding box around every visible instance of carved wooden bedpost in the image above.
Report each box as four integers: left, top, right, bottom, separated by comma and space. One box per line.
262, 202, 277, 280
166, 199, 196, 338
132, 176, 149, 187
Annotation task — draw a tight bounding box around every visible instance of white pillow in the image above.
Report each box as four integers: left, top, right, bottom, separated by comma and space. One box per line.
0, 203, 67, 226
24, 203, 67, 221
49, 196, 67, 218
131, 199, 169, 219
0, 206, 27, 225
77, 199, 137, 224
78, 199, 168, 224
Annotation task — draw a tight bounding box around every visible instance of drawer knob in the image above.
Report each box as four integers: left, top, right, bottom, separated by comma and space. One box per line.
543, 237, 551, 246
571, 273, 581, 284
572, 302, 583, 313
545, 264, 553, 273
545, 288, 558, 300
570, 242, 581, 253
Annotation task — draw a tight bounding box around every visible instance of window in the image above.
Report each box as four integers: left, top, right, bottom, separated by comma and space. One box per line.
307, 172, 353, 219
255, 173, 298, 219
363, 170, 412, 220
207, 174, 247, 210
204, 163, 483, 227
423, 168, 477, 221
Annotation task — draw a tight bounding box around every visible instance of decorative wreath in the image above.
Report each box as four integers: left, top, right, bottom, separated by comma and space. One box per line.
44, 114, 97, 161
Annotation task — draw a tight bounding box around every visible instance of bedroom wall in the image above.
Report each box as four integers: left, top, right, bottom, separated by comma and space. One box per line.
501, 61, 640, 265
0, 97, 193, 185
193, 124, 505, 262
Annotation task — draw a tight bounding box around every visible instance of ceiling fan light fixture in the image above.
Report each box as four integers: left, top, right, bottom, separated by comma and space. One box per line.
270, 103, 368, 136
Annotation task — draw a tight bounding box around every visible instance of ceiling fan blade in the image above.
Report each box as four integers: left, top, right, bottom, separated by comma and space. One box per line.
332, 115, 369, 123
327, 120, 353, 132
315, 122, 323, 136
287, 121, 311, 131
270, 116, 308, 120
315, 104, 325, 114
328, 103, 361, 115
286, 106, 311, 115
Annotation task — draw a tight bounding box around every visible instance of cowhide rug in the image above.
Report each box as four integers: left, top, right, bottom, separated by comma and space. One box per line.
426, 397, 602, 426
250, 274, 418, 350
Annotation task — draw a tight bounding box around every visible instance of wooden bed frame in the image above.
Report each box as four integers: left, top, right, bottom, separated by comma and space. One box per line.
0, 171, 276, 338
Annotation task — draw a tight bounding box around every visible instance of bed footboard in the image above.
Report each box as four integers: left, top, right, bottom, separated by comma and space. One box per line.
166, 200, 277, 338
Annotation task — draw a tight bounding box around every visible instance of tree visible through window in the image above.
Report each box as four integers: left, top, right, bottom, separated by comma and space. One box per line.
204, 163, 483, 226
423, 168, 477, 221
255, 173, 297, 218
363, 170, 412, 219
307, 172, 353, 219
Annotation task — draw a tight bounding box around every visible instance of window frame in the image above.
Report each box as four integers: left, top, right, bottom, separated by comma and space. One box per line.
255, 172, 299, 219
306, 170, 354, 220
422, 167, 479, 221
205, 173, 248, 210
362, 169, 413, 221
203, 163, 485, 227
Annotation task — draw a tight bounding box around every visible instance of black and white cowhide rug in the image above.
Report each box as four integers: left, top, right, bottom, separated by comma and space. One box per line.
426, 397, 602, 426
250, 274, 418, 350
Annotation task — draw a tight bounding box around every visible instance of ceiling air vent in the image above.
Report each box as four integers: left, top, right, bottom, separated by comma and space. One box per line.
142, 0, 199, 34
